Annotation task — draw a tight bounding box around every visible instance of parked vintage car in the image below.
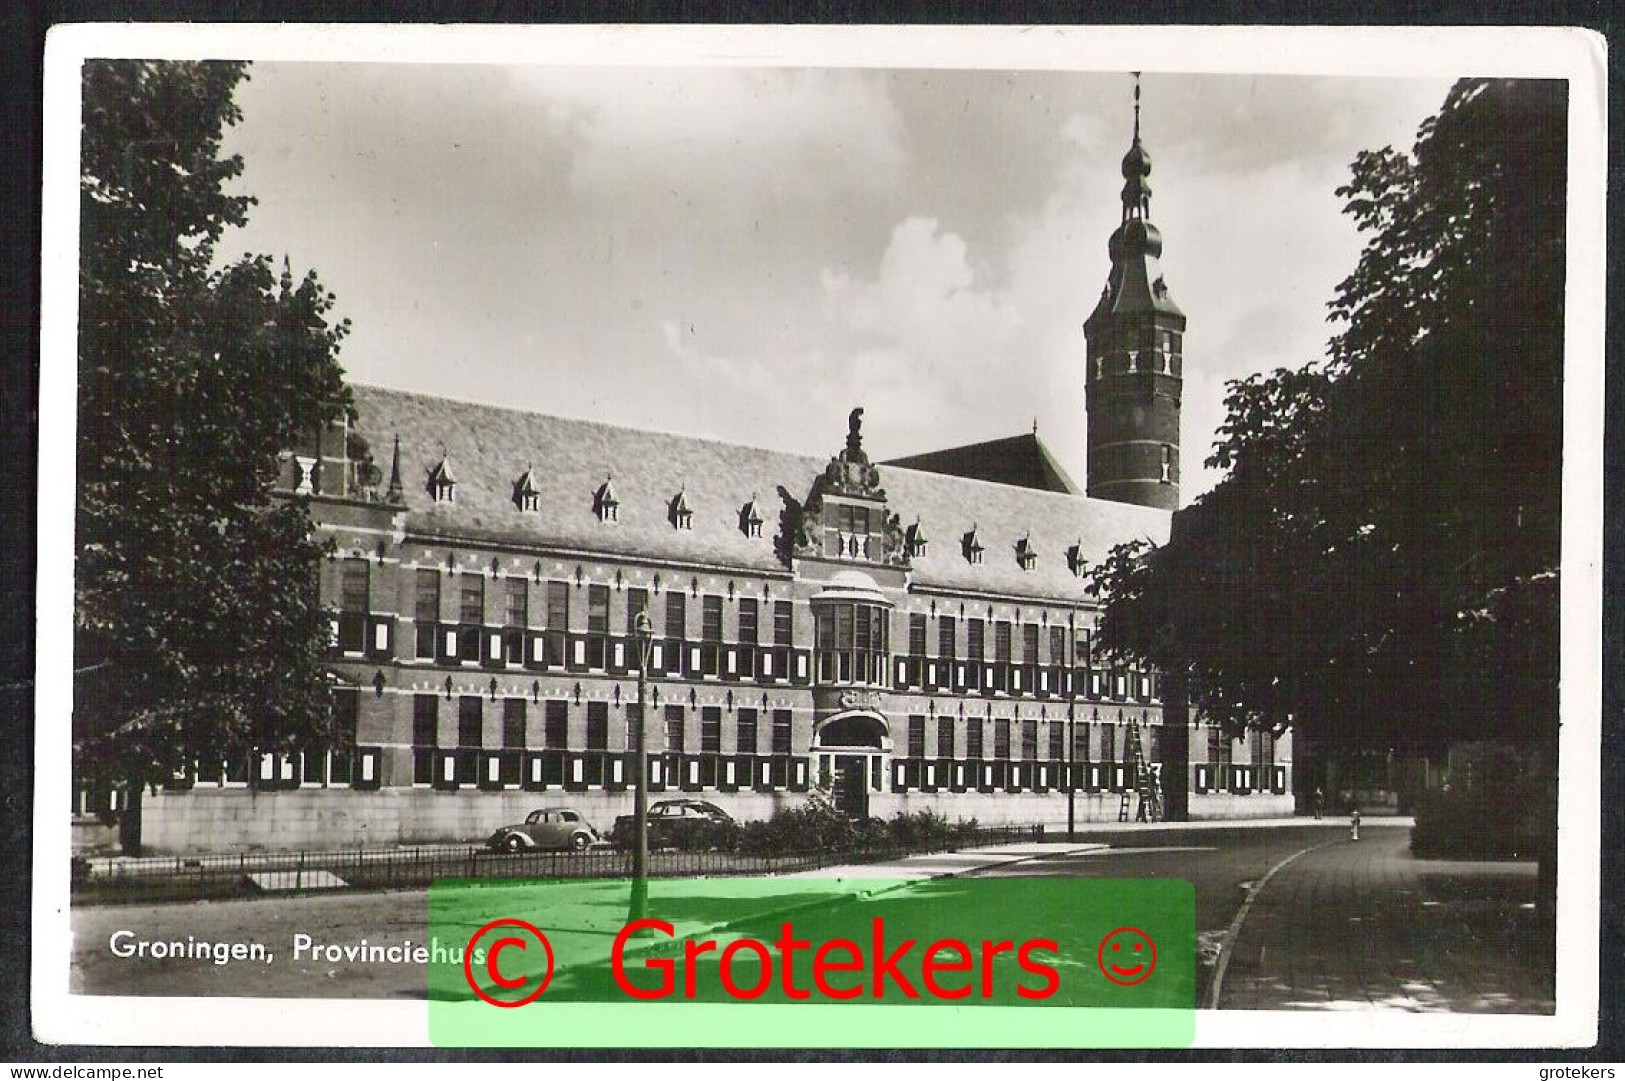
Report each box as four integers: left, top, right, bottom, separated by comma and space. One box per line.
487, 807, 602, 853
611, 799, 738, 852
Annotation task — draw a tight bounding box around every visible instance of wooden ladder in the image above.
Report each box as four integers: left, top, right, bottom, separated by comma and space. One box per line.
1117, 716, 1164, 823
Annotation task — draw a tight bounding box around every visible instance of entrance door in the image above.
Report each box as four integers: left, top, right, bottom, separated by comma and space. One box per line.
834, 755, 869, 819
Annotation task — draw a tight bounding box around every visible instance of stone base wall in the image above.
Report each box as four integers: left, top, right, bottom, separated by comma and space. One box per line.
136, 784, 1294, 854
1186, 792, 1295, 821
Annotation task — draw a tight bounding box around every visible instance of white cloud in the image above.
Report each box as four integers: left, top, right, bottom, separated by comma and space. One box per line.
509, 66, 907, 209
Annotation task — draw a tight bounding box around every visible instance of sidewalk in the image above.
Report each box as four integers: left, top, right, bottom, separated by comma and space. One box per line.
1213, 828, 1554, 1013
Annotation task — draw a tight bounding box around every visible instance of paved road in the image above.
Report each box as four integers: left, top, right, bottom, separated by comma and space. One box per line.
72, 820, 1550, 1015
1215, 827, 1553, 1012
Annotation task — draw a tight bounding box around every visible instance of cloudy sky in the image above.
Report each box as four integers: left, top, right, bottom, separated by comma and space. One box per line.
219, 61, 1453, 502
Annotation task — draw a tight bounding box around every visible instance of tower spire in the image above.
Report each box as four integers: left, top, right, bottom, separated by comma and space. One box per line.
1132, 70, 1141, 143
1082, 70, 1185, 513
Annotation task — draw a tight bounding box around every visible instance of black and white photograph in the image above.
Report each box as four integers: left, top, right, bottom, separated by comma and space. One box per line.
32, 23, 1605, 1051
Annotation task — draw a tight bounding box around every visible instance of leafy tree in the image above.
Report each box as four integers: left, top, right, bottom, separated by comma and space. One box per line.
1089, 79, 1565, 754
75, 61, 352, 801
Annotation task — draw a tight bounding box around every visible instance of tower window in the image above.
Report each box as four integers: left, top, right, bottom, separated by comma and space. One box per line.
1160, 445, 1174, 484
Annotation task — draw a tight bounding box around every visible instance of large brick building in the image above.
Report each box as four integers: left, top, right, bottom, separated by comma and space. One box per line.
81, 90, 1293, 854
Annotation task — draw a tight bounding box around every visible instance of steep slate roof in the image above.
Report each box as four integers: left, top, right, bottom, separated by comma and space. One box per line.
349, 385, 1169, 603
883, 432, 1082, 495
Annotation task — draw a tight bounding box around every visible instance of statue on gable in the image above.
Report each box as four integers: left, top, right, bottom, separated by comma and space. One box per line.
846, 407, 867, 464
818, 405, 885, 500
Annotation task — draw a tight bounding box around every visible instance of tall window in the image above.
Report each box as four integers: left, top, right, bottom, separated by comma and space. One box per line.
967, 619, 985, 661
771, 709, 792, 755
1076, 628, 1092, 667
738, 598, 759, 644
773, 601, 793, 646
908, 615, 927, 657
546, 582, 570, 630
907, 716, 926, 758
460, 574, 485, 624
1048, 721, 1065, 760
1102, 724, 1117, 764
1073, 721, 1089, 762
994, 719, 1012, 760
1049, 626, 1067, 665
414, 569, 440, 659
1252, 730, 1273, 769
700, 707, 722, 753
1021, 719, 1038, 761
701, 596, 723, 641
736, 708, 758, 754
586, 702, 608, 751
938, 616, 956, 659
966, 719, 984, 759
666, 593, 687, 640
588, 585, 610, 633
332, 688, 360, 743
626, 588, 649, 635
413, 695, 438, 784
544, 701, 567, 748
584, 584, 610, 668
664, 706, 685, 752
505, 578, 528, 628
936, 716, 955, 758
458, 696, 482, 748
502, 700, 526, 749
1022, 624, 1040, 665
814, 600, 890, 685
340, 558, 369, 613
994, 622, 1013, 663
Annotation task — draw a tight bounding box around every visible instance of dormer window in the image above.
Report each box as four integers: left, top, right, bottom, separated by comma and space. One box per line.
739, 496, 764, 539
593, 476, 619, 523
1016, 533, 1038, 571
905, 517, 928, 559
427, 456, 456, 504
512, 467, 541, 513
962, 527, 984, 566
668, 489, 693, 531
1067, 542, 1087, 578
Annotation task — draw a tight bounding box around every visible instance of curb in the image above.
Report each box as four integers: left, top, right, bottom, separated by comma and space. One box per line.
1204, 838, 1343, 1009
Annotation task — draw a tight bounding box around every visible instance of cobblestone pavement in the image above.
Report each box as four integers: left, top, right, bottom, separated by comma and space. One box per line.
1216, 828, 1554, 1013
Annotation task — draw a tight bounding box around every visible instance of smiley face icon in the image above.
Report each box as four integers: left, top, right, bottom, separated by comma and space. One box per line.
1097, 926, 1157, 986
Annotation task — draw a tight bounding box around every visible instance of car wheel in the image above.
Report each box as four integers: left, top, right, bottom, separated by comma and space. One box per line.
503, 834, 526, 854
570, 832, 591, 852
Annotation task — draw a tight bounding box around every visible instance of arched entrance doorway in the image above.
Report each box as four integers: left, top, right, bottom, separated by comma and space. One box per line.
813, 712, 890, 819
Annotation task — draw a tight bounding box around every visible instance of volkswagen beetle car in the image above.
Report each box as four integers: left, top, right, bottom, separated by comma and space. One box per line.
487, 807, 601, 853
611, 798, 737, 851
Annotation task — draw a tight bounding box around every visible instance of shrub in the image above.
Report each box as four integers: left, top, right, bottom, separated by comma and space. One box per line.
1410, 777, 1554, 861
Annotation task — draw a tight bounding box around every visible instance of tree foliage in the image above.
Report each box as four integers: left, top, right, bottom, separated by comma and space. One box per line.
75, 61, 352, 785
1089, 79, 1565, 749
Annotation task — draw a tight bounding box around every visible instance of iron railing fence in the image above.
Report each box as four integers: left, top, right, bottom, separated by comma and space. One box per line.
72, 823, 1045, 906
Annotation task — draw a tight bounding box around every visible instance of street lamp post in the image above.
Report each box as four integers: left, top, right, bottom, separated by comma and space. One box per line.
1067, 612, 1076, 842
631, 609, 654, 922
